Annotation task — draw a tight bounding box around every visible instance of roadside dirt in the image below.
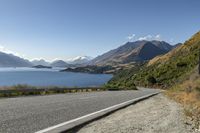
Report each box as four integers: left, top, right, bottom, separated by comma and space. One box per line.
77, 94, 198, 133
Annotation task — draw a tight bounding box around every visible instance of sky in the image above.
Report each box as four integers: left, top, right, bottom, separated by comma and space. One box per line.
0, 0, 199, 61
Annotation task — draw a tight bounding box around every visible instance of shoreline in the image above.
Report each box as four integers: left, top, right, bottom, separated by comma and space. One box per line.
0, 85, 106, 98
0, 84, 137, 98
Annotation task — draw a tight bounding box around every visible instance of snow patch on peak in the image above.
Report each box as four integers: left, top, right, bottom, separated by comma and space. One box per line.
66, 56, 92, 64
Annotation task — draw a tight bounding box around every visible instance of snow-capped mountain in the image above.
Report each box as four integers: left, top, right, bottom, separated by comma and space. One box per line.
66, 56, 92, 64
31, 59, 50, 66
50, 60, 69, 67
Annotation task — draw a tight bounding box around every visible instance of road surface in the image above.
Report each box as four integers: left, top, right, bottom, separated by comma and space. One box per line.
0, 88, 159, 133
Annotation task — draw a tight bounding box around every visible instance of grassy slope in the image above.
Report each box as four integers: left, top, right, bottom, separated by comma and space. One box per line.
107, 31, 200, 89
105, 63, 143, 89
166, 67, 200, 128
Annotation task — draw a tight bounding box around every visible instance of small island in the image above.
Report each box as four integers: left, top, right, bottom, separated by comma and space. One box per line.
60, 65, 115, 74
32, 65, 52, 69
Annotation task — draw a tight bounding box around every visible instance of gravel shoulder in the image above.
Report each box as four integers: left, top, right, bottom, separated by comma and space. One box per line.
77, 94, 198, 133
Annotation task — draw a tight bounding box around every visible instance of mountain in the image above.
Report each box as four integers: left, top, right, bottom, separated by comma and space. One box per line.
107, 31, 200, 89
31, 59, 50, 66
90, 40, 173, 66
151, 40, 173, 51
173, 43, 182, 48
67, 56, 92, 64
50, 60, 69, 67
0, 52, 33, 67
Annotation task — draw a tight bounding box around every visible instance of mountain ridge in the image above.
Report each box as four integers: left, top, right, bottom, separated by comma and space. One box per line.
50, 60, 69, 67
31, 59, 50, 66
89, 40, 173, 66
0, 52, 33, 67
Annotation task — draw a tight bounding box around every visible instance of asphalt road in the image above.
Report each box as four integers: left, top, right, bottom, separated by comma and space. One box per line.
0, 88, 159, 133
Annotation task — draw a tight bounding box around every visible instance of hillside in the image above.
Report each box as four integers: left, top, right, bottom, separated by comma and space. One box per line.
31, 59, 50, 66
165, 66, 200, 129
90, 40, 172, 66
0, 52, 33, 67
107, 31, 200, 89
50, 60, 69, 67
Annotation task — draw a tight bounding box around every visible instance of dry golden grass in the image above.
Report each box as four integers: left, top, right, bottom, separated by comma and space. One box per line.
148, 45, 182, 66
166, 75, 200, 128
148, 31, 200, 66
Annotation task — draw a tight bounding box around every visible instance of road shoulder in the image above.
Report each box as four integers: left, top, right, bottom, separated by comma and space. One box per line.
76, 94, 197, 133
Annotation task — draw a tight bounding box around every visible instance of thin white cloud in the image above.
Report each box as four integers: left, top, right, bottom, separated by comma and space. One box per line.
155, 34, 161, 41
138, 35, 152, 41
126, 34, 136, 41
138, 34, 162, 41
0, 45, 14, 54
0, 44, 25, 58
31, 58, 45, 61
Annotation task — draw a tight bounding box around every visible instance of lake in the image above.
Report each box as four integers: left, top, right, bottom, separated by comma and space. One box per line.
0, 68, 112, 87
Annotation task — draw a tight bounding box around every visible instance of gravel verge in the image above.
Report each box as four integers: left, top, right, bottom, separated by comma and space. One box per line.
77, 94, 198, 133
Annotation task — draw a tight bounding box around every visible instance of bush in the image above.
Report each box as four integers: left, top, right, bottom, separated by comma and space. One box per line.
146, 76, 157, 84
176, 62, 187, 67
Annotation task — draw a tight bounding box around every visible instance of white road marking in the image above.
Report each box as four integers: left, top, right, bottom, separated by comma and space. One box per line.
35, 93, 158, 133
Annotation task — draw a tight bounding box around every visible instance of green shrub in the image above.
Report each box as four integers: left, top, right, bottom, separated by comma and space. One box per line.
146, 76, 157, 84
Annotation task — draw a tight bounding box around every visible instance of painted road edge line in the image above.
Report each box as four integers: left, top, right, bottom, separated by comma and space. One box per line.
35, 92, 159, 133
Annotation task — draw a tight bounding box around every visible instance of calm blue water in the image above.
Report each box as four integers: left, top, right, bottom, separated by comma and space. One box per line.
0, 68, 112, 87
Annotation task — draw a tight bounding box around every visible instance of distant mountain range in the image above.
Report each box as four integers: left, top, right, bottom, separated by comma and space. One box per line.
0, 53, 92, 67
30, 56, 91, 67
50, 60, 69, 67
89, 40, 173, 66
66, 56, 92, 64
0, 40, 175, 67
31, 59, 50, 66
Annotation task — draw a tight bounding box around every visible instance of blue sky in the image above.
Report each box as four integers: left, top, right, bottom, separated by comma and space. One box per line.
0, 0, 199, 61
